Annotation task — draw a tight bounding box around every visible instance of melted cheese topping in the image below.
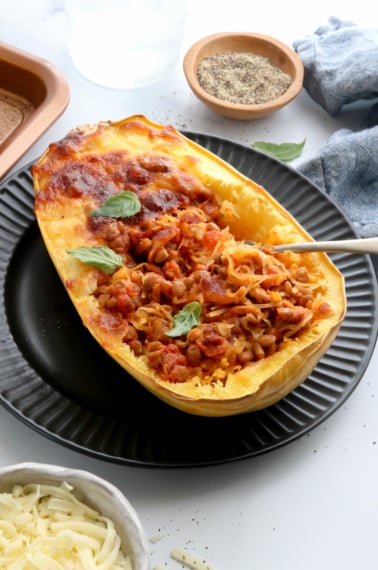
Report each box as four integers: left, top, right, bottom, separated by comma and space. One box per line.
0, 482, 132, 569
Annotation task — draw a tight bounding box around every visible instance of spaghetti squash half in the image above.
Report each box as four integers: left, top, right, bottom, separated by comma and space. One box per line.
32, 115, 346, 416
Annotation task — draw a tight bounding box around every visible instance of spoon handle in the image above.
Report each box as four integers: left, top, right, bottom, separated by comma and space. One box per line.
272, 237, 378, 254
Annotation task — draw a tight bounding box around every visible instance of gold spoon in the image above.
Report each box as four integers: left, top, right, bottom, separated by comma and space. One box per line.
245, 236, 378, 254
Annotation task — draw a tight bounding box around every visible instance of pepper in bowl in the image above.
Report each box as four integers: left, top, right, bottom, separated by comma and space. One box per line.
183, 32, 304, 120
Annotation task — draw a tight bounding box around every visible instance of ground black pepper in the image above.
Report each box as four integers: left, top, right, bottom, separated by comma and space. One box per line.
197, 51, 292, 105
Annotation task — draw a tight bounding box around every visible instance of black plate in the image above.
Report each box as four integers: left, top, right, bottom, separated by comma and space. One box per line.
0, 133, 377, 468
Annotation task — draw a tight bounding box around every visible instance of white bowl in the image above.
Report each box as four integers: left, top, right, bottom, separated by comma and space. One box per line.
0, 462, 150, 570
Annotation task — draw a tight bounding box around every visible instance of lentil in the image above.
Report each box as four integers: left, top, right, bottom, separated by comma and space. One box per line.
197, 51, 292, 105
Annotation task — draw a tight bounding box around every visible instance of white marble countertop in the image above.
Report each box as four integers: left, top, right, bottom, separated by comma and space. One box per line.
0, 1, 377, 569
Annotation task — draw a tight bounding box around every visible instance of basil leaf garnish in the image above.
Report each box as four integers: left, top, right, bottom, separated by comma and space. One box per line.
90, 191, 141, 218
166, 302, 202, 338
68, 246, 123, 274
252, 139, 305, 162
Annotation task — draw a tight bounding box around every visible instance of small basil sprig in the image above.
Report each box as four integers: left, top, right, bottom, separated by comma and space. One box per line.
166, 302, 202, 338
252, 140, 305, 162
90, 191, 141, 218
67, 246, 123, 274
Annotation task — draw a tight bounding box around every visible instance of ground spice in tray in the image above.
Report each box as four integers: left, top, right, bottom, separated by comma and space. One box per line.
197, 51, 292, 105
0, 88, 34, 144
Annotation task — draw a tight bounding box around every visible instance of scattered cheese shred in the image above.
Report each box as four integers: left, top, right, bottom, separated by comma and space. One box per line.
171, 547, 214, 570
0, 482, 133, 569
149, 534, 162, 544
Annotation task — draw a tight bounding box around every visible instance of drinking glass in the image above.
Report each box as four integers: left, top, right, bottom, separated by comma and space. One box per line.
65, 0, 188, 89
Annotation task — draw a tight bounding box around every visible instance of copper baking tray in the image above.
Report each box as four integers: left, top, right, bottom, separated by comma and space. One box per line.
0, 41, 70, 180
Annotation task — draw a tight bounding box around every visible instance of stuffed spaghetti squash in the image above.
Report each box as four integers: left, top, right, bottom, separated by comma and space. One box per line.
32, 115, 346, 416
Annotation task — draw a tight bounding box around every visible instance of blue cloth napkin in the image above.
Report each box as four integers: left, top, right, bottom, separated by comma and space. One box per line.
293, 16, 378, 116
293, 17, 378, 238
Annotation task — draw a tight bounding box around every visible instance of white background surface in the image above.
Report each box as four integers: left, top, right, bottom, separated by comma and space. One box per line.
0, 1, 377, 569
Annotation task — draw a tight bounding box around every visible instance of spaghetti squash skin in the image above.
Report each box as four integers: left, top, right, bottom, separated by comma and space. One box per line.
32, 115, 346, 417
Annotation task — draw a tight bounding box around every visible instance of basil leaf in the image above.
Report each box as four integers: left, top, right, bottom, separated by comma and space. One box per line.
166, 301, 202, 338
252, 139, 306, 162
68, 246, 123, 274
90, 191, 141, 218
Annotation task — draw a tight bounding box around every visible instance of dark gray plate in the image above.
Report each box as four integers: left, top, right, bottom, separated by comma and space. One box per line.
0, 133, 377, 468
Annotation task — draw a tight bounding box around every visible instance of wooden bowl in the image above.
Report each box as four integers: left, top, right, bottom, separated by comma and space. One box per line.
183, 32, 304, 120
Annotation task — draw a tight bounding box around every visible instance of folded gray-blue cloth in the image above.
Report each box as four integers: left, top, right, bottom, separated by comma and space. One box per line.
293, 18, 378, 238
293, 17, 378, 116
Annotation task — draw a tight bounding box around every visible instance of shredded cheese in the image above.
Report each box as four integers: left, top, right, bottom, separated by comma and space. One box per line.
171, 547, 214, 570
148, 534, 162, 544
0, 482, 133, 569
